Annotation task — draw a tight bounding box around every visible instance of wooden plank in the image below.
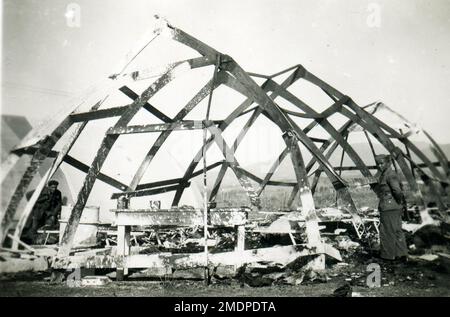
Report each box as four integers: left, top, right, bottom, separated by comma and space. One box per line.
1, 117, 73, 244
8, 147, 128, 191
175, 66, 305, 206
287, 184, 299, 208
377, 103, 449, 179
6, 233, 36, 253
270, 64, 303, 78
112, 210, 247, 227
190, 161, 224, 178
111, 183, 190, 199
209, 163, 228, 202
52, 244, 340, 270
135, 162, 224, 192
206, 125, 260, 206
57, 63, 183, 258
279, 108, 321, 119
127, 74, 226, 191
135, 177, 183, 191
118, 56, 216, 81
106, 120, 220, 135
63, 155, 128, 191
270, 83, 373, 180
235, 225, 246, 253
370, 113, 447, 182
207, 107, 264, 203
171, 76, 259, 206
116, 225, 131, 280
222, 61, 364, 231
343, 100, 431, 222
70, 106, 129, 122
283, 132, 322, 252
224, 60, 348, 189
169, 24, 219, 57
307, 106, 382, 192
10, 168, 51, 250
119, 86, 173, 123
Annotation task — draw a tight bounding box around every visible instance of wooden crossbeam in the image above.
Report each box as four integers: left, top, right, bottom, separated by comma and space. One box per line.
58, 64, 183, 258
52, 244, 340, 270
119, 86, 173, 123
11, 98, 107, 249
342, 100, 430, 220
202, 67, 309, 206
269, 81, 372, 180
70, 106, 129, 122
111, 210, 246, 227
111, 183, 190, 199
127, 73, 226, 191
12, 147, 128, 191
106, 120, 222, 135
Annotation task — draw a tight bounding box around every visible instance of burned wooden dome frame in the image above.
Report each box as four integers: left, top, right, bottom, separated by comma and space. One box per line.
1, 20, 448, 260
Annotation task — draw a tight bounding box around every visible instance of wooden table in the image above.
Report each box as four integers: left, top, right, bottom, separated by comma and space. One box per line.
110, 208, 247, 280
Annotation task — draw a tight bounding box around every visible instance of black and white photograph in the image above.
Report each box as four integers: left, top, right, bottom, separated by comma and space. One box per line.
0, 0, 449, 301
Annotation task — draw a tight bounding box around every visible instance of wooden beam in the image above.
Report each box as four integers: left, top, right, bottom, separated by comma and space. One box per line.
269, 82, 373, 180
343, 100, 431, 222
111, 210, 246, 227
190, 161, 224, 178
111, 183, 190, 199
283, 132, 322, 253
307, 106, 382, 193
63, 155, 128, 191
135, 177, 183, 191
11, 98, 106, 249
119, 86, 173, 123
11, 146, 128, 191
127, 73, 226, 191
222, 60, 363, 230
52, 244, 340, 270
171, 76, 259, 206
1, 117, 73, 244
206, 125, 260, 206
287, 184, 300, 208
195, 67, 307, 206
106, 120, 221, 135
70, 106, 129, 122
57, 62, 183, 258
169, 24, 219, 57
209, 163, 228, 202
223, 59, 348, 190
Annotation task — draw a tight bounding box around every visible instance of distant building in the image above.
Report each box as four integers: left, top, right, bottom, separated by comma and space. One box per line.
1, 115, 74, 220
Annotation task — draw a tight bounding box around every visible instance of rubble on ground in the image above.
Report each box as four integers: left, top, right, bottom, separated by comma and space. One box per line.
1, 205, 449, 289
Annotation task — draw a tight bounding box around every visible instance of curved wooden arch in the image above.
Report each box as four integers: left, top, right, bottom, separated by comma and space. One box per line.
1, 20, 447, 254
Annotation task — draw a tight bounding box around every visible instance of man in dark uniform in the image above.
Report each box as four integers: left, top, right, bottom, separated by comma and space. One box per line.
372, 154, 408, 261
22, 180, 62, 243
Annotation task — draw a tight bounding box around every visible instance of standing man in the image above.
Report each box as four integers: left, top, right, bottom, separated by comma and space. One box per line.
372, 154, 408, 261
22, 180, 62, 243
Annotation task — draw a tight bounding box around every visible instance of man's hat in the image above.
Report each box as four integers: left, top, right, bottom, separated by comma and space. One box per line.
48, 180, 59, 186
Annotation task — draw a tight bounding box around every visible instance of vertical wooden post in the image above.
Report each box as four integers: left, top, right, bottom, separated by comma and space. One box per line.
235, 225, 245, 252
116, 225, 126, 281
116, 196, 130, 281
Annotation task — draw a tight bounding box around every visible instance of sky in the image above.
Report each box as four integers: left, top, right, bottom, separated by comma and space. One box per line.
1, 0, 450, 212
2, 0, 450, 143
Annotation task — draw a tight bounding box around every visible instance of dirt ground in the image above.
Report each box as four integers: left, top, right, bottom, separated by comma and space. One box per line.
1, 257, 449, 297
